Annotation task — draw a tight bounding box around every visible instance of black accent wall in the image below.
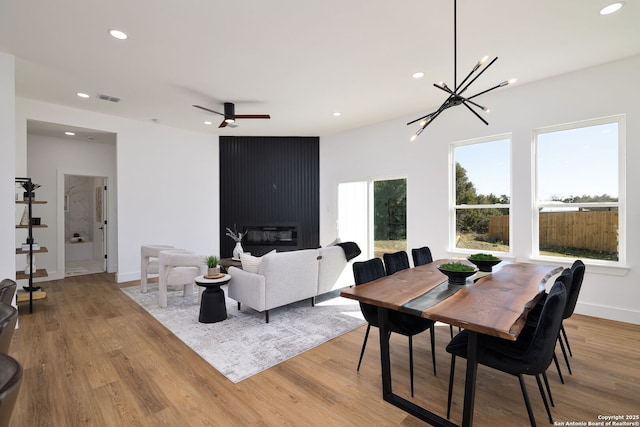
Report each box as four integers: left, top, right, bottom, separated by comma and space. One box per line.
219, 136, 319, 257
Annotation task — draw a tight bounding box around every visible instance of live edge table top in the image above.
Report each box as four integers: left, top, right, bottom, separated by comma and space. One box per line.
340, 259, 562, 341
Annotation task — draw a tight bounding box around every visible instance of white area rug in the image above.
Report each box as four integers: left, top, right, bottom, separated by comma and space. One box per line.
121, 283, 365, 383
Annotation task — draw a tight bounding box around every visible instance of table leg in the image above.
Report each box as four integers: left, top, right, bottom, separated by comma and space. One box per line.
461, 331, 478, 427
377, 307, 457, 427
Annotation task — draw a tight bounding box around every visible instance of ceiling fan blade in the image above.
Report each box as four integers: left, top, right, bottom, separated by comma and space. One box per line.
235, 114, 271, 119
193, 105, 224, 116
218, 119, 228, 128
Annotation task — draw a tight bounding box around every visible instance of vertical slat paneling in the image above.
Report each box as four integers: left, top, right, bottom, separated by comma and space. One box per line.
220, 136, 319, 257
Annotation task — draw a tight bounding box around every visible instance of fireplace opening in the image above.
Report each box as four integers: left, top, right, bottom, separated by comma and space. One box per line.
244, 226, 298, 247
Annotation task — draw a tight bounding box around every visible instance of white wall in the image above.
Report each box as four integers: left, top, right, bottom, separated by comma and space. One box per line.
0, 53, 16, 281
320, 55, 640, 325
14, 98, 220, 283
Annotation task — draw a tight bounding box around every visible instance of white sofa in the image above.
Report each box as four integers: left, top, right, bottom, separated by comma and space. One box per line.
227, 245, 357, 322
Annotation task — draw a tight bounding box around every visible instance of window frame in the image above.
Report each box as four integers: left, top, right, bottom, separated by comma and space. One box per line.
450, 133, 513, 256
532, 115, 626, 266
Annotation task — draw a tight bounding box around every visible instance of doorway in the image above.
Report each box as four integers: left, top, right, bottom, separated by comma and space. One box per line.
338, 178, 407, 260
64, 174, 107, 276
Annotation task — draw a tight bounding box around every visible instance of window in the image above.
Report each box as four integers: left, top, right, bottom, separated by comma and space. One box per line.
338, 178, 407, 259
534, 116, 625, 263
451, 136, 511, 253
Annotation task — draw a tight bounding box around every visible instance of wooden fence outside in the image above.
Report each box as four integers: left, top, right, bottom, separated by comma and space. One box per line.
489, 210, 618, 252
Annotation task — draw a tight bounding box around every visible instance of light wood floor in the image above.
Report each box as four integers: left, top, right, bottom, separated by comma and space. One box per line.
9, 273, 640, 426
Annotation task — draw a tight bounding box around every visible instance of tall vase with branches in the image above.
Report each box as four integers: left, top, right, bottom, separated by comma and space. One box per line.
226, 226, 246, 260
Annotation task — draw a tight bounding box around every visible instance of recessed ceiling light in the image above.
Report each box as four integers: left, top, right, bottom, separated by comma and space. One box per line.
412, 71, 425, 79
204, 121, 213, 125
65, 132, 75, 136
332, 112, 341, 117
108, 29, 128, 40
599, 2, 624, 15
76, 92, 90, 98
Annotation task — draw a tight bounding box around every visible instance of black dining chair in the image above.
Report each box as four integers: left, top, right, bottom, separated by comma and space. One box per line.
0, 304, 18, 354
0, 352, 23, 427
445, 277, 568, 427
353, 258, 437, 396
411, 246, 433, 267
382, 251, 410, 276
556, 260, 585, 375
0, 280, 16, 306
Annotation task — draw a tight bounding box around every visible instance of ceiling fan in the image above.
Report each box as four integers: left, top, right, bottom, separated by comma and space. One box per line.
192, 102, 271, 128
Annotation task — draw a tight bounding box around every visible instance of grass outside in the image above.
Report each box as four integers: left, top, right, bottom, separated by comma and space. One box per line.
375, 234, 617, 261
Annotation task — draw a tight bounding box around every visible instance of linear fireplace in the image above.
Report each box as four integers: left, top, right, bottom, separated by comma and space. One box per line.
244, 225, 298, 248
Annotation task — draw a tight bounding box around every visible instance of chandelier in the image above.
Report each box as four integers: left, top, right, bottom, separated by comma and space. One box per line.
409, 0, 516, 141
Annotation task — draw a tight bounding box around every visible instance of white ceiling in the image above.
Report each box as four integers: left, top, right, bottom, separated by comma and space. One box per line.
2, 0, 639, 137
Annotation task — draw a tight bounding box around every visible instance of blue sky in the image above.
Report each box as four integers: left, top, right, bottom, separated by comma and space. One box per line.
455, 122, 619, 201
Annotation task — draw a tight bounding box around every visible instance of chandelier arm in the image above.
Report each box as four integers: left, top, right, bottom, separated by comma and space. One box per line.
462, 101, 489, 125
433, 83, 454, 95
407, 93, 455, 125
458, 57, 499, 95
466, 81, 507, 101
456, 96, 486, 111
407, 111, 437, 126
454, 62, 482, 93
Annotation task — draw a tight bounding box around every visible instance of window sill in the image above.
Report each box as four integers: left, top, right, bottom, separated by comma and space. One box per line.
529, 255, 630, 277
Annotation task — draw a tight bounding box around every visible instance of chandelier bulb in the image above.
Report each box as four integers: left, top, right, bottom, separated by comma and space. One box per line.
410, 133, 418, 142
508, 78, 518, 85
479, 55, 489, 65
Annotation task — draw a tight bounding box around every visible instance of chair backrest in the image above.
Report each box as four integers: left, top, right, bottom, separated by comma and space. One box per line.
564, 260, 585, 320
383, 251, 410, 276
523, 276, 568, 374
0, 280, 16, 305
411, 247, 433, 267
352, 258, 387, 326
0, 353, 23, 427
0, 303, 18, 354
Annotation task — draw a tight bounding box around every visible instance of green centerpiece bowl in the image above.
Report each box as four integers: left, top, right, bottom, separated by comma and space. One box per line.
437, 262, 477, 285
467, 253, 502, 272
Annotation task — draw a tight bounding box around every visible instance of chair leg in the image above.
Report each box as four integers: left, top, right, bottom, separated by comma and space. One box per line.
560, 324, 573, 357
542, 371, 554, 407
430, 325, 437, 376
558, 335, 572, 375
357, 324, 371, 371
446, 355, 456, 419
450, 324, 454, 340
237, 301, 241, 310
409, 336, 414, 397
552, 352, 564, 384
265, 310, 269, 323
517, 374, 537, 427
535, 374, 553, 424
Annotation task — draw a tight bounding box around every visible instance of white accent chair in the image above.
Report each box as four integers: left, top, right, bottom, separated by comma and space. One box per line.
158, 249, 206, 308
140, 245, 175, 293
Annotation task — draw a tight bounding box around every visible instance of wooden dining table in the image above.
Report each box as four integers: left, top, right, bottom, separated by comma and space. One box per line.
340, 258, 562, 427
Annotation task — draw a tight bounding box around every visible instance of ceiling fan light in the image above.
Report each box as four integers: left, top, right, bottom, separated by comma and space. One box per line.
225, 118, 235, 123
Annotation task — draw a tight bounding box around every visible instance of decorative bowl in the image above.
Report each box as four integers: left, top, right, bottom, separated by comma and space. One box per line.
437, 263, 478, 285
467, 254, 502, 272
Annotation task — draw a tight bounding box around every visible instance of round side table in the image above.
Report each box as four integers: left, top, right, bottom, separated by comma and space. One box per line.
195, 274, 231, 323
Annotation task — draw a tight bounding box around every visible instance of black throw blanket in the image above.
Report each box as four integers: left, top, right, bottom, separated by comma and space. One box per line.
336, 241, 362, 261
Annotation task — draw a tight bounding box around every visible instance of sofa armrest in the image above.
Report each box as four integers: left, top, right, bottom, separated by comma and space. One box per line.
227, 266, 267, 312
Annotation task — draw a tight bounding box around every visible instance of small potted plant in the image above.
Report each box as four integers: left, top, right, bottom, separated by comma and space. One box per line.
21, 182, 41, 200
204, 255, 220, 277
438, 261, 477, 285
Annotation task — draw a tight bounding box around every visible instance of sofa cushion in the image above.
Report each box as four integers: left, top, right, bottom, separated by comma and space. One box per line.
240, 250, 275, 273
